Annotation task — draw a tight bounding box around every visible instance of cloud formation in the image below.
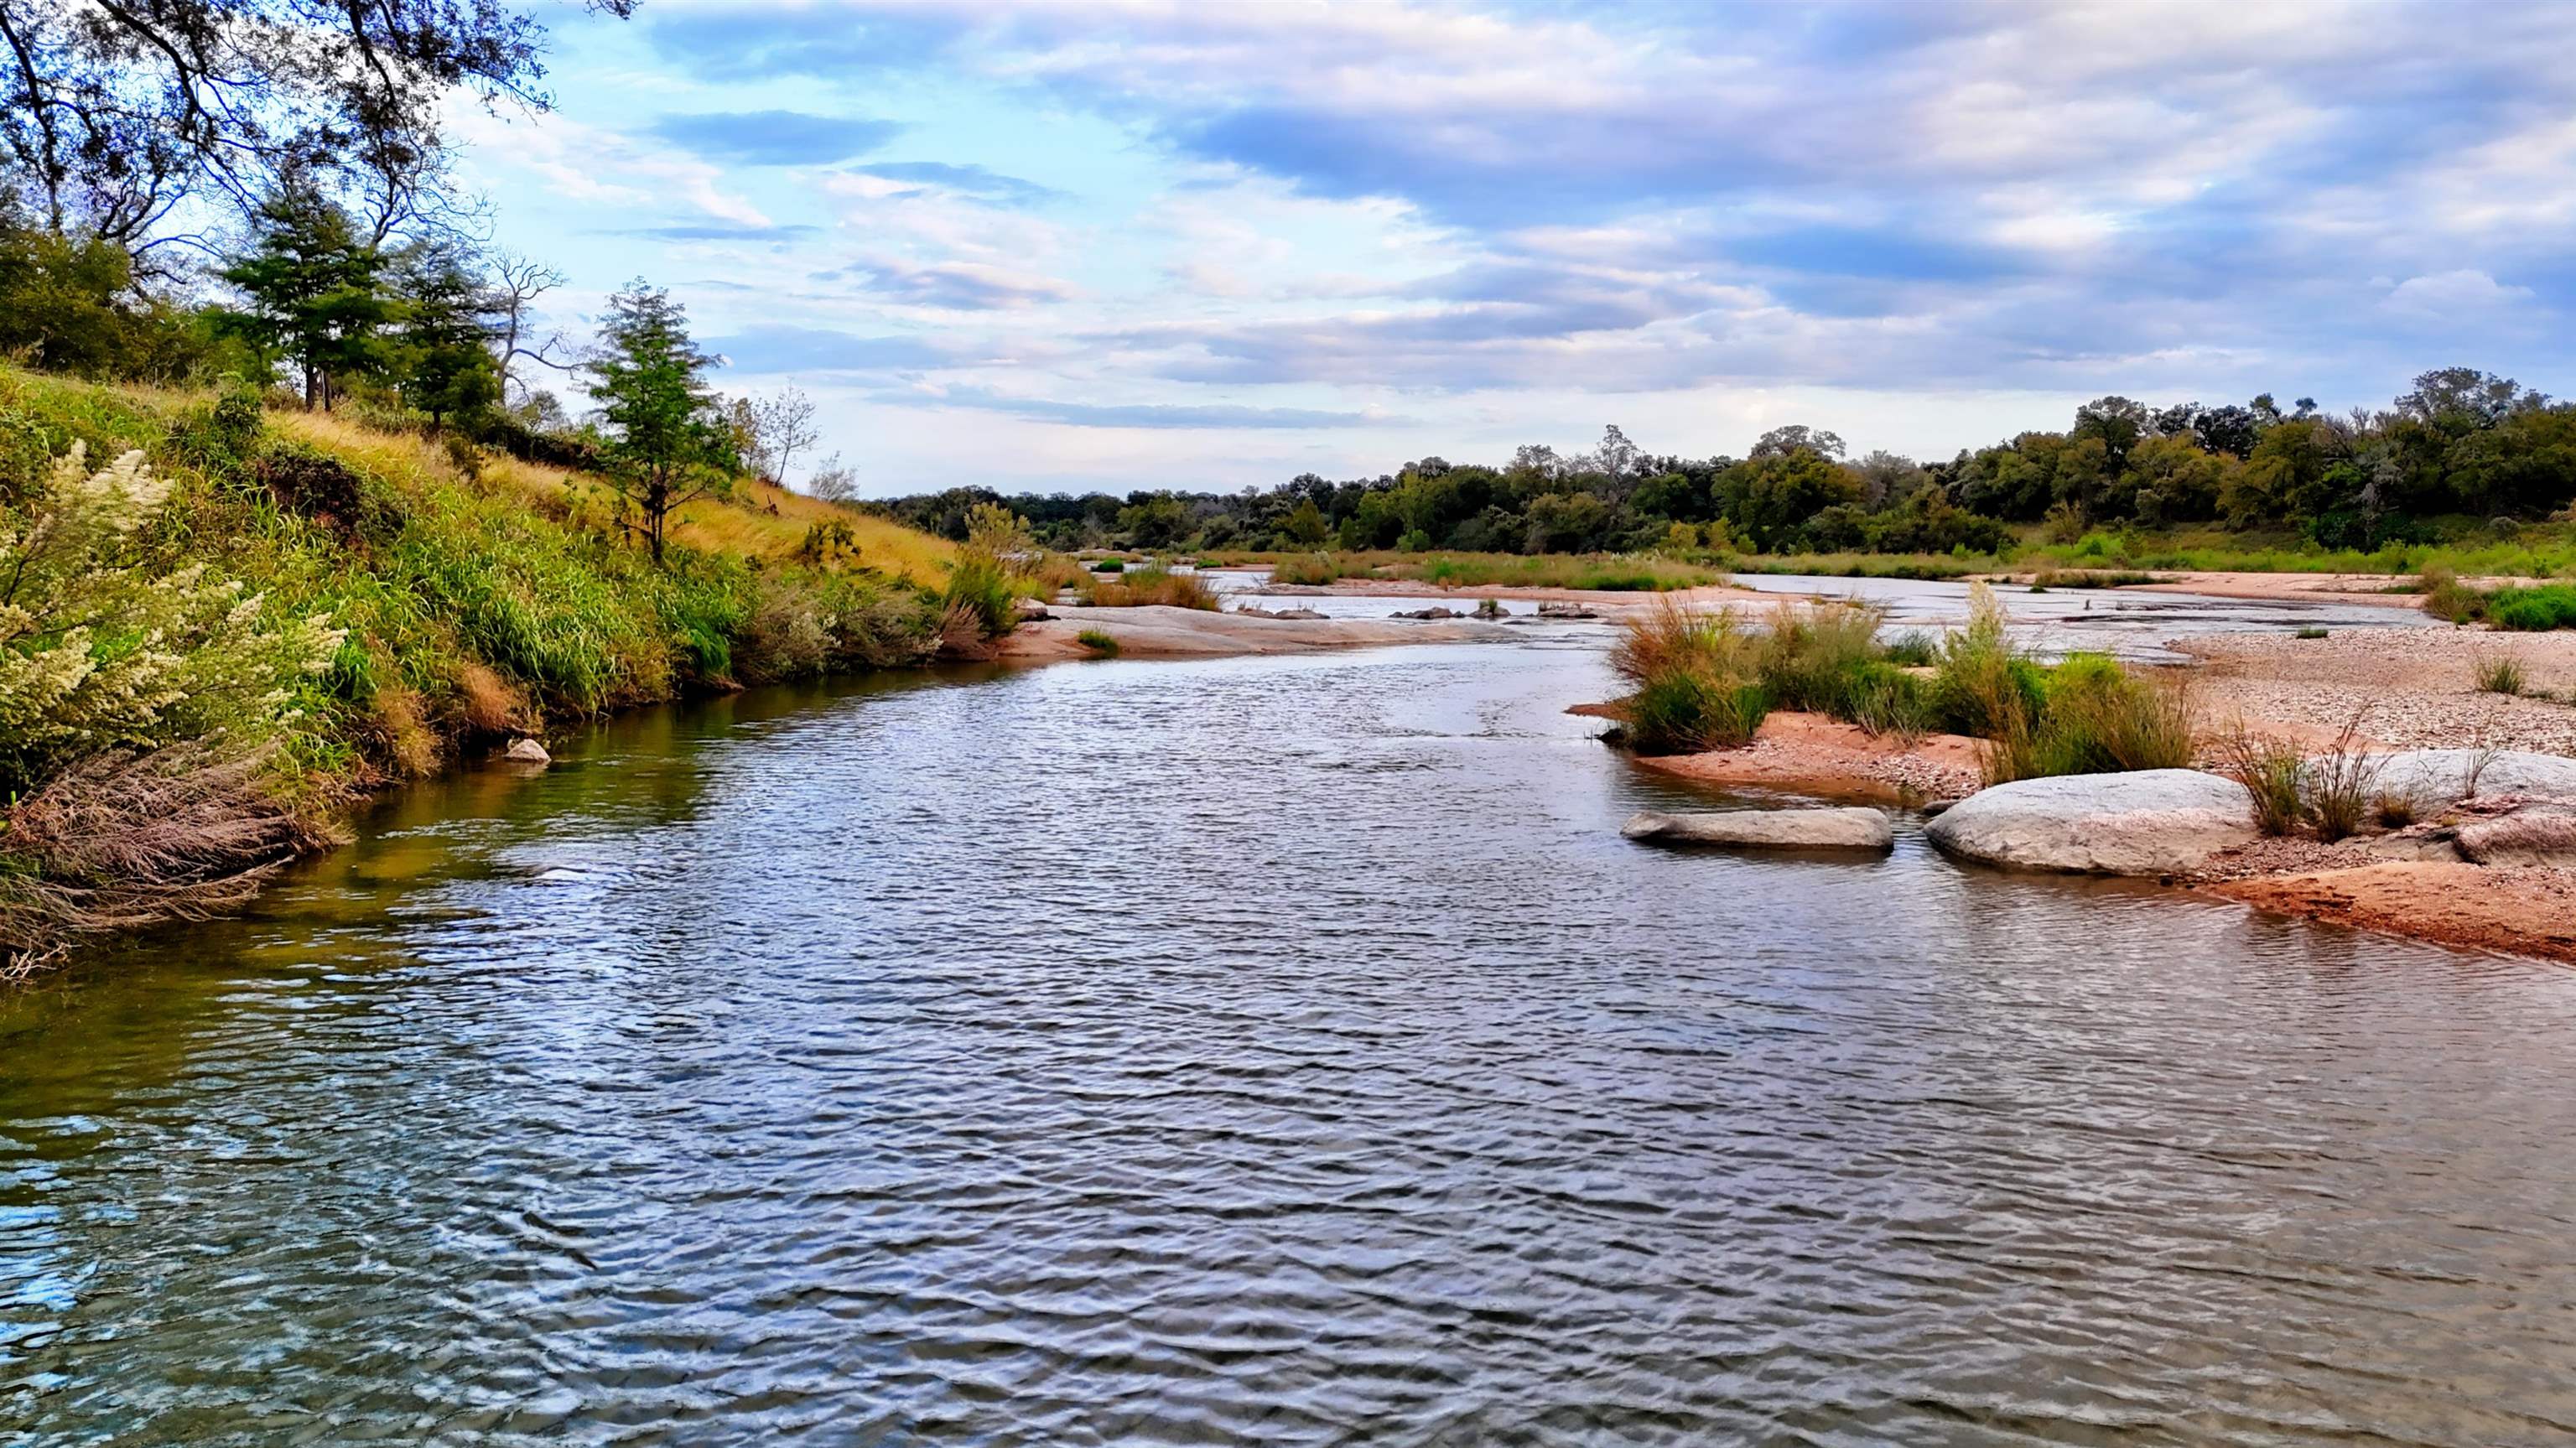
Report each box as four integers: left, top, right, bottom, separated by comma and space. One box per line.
459, 0, 2576, 491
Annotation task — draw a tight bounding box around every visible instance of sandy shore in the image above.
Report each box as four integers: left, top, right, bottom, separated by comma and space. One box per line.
1588, 709, 1986, 803
2176, 626, 2576, 755
1000, 604, 1514, 661
2207, 864, 2576, 963
1978, 570, 2431, 606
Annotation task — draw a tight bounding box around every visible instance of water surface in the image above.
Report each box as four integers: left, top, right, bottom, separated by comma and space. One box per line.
3, 639, 2572, 1445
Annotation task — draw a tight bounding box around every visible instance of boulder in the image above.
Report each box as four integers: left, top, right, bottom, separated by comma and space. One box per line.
2369, 749, 2576, 810
1390, 605, 1461, 620
1927, 768, 2255, 875
1234, 605, 1327, 620
1538, 600, 1601, 620
501, 737, 551, 766
2454, 802, 2576, 867
1015, 598, 1052, 622
1622, 807, 1894, 852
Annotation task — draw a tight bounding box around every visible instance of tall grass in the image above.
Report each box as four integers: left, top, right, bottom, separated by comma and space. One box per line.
2219, 729, 2308, 836
2485, 583, 2576, 631
1079, 566, 1221, 610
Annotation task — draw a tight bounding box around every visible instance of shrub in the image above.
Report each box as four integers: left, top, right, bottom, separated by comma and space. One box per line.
1981, 662, 2197, 786
1755, 599, 1888, 715
1090, 557, 1127, 573
2485, 584, 2576, 631
2474, 653, 2527, 695
1267, 553, 1352, 585
1930, 584, 2045, 739
942, 555, 1020, 640
2293, 626, 2329, 641
0, 444, 343, 797
2220, 729, 2308, 836
1076, 628, 1119, 656
1080, 566, 1219, 610
1629, 672, 1770, 752
2303, 714, 2385, 843
2418, 565, 2487, 623
1881, 630, 1937, 667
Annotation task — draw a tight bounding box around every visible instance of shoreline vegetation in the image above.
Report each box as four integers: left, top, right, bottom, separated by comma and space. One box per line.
1580, 586, 2576, 963
0, 365, 980, 973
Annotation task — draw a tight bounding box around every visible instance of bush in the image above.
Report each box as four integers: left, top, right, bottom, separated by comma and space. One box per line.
943, 555, 1021, 640
2220, 729, 2307, 836
1081, 566, 1219, 610
1981, 657, 2197, 785
0, 444, 342, 797
2419, 565, 2487, 623
1629, 672, 1770, 752
2474, 653, 2527, 695
1881, 630, 1937, 667
2303, 714, 2385, 843
2485, 584, 2576, 631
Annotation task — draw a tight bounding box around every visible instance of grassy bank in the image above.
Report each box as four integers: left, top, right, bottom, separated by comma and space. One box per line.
0, 367, 963, 969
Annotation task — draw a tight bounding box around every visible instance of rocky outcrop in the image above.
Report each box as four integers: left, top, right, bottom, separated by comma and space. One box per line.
1622, 807, 1894, 851
1927, 768, 2256, 875
2370, 749, 2576, 810
1389, 605, 1462, 620
1233, 605, 1327, 620
1537, 601, 1602, 620
2454, 802, 2576, 866
501, 737, 551, 766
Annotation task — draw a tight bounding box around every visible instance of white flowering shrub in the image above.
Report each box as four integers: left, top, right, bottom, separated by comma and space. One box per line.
0, 443, 344, 794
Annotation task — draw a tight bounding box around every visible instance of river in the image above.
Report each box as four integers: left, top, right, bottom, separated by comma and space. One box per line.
4, 627, 2573, 1445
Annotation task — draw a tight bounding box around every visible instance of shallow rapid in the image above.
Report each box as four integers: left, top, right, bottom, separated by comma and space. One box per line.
4, 636, 2572, 1445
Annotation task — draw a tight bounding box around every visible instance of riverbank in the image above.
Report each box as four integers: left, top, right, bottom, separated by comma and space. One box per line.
1254, 576, 1768, 608
1001, 604, 1515, 659
0, 366, 963, 971
2207, 865, 2576, 963
2178, 626, 2576, 755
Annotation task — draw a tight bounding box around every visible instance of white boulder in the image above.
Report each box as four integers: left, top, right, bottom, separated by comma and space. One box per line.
1622, 807, 1894, 852
1927, 768, 2255, 875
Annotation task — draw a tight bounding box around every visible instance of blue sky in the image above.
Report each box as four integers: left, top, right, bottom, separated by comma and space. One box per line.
450, 0, 2576, 495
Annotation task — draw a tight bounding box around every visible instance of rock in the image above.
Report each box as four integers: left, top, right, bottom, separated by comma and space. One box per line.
1234, 605, 1327, 620
1927, 768, 2255, 875
2369, 749, 2576, 809
1015, 599, 1052, 621
1389, 605, 1461, 620
1538, 600, 1601, 620
501, 737, 550, 766
2455, 802, 2576, 866
1622, 807, 1894, 852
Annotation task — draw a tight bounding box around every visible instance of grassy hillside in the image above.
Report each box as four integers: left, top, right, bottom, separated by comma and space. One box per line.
0, 366, 963, 967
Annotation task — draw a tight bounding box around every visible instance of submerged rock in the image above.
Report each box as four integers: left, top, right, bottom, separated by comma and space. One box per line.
1537, 601, 1601, 620
501, 737, 551, 766
1389, 605, 1462, 620
1622, 807, 1894, 851
1235, 605, 1327, 620
1927, 768, 2255, 875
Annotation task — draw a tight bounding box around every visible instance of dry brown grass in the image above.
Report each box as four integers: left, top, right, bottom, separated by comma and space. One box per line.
1079, 567, 1222, 610
366, 682, 443, 779
272, 410, 958, 587
1, 746, 340, 975
451, 661, 529, 738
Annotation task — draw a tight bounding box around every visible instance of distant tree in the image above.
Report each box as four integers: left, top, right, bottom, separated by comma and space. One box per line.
216, 181, 394, 408
2071, 396, 2149, 475
807, 452, 858, 504
1750, 423, 1846, 460
2191, 404, 2261, 459
1282, 496, 1329, 546
2395, 367, 2547, 428
737, 387, 821, 485
585, 280, 736, 564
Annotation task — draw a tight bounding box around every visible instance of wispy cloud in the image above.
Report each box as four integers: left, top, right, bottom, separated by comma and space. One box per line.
648, 110, 905, 165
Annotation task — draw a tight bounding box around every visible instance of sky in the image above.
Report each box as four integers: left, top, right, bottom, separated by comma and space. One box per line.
450, 0, 2576, 496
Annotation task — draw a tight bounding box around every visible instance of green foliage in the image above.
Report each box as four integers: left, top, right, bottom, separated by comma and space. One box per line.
943, 556, 1020, 639
216, 184, 397, 409
1629, 672, 1772, 752
1882, 630, 1937, 667
586, 280, 738, 564
1981, 653, 2198, 785
2485, 584, 2576, 631
1077, 628, 1119, 656
2221, 730, 2309, 837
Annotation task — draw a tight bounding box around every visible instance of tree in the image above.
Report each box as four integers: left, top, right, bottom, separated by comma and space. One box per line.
1751, 423, 1846, 460
2395, 367, 2547, 428
216, 181, 394, 408
390, 241, 499, 429
490, 250, 573, 403
733, 387, 821, 485
1282, 496, 1329, 546
585, 281, 737, 565
807, 453, 858, 504
0, 0, 633, 254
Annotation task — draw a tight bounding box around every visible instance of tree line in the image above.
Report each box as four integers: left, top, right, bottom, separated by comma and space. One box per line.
882, 372, 2576, 558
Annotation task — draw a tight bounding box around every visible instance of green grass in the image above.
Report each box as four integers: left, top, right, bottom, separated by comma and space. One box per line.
2475, 653, 2528, 694
1076, 628, 1119, 656
2486, 584, 2576, 631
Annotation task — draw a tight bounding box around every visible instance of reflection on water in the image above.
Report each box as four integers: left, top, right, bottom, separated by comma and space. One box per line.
3, 641, 2573, 1445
